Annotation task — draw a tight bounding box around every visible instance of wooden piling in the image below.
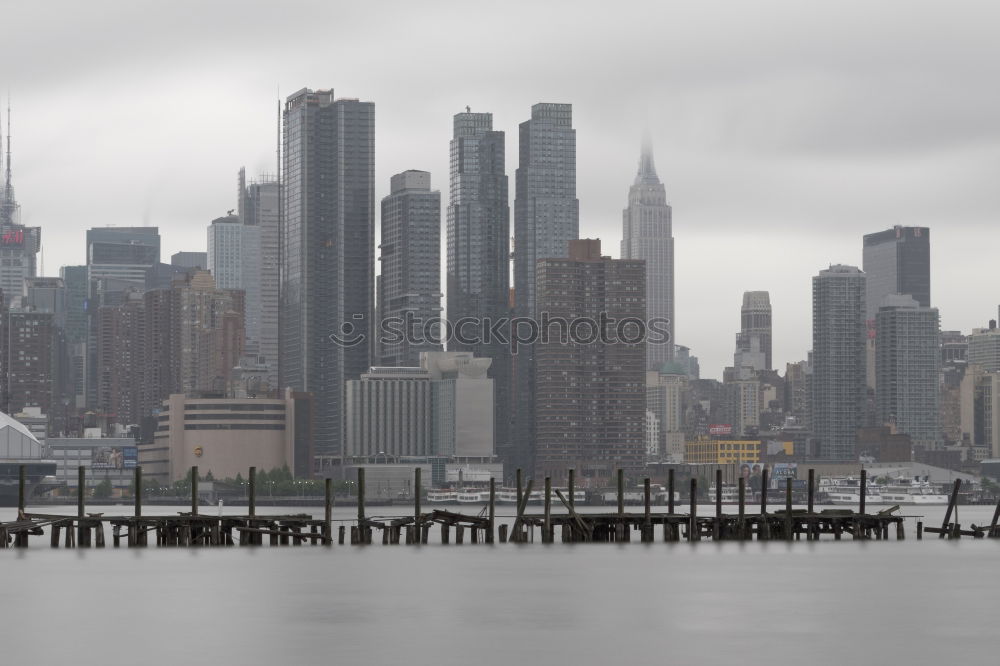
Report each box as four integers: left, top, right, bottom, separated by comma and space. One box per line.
456, 525, 465, 544
785, 478, 793, 541
989, 498, 1000, 538
916, 521, 923, 539
516, 468, 523, 508
499, 524, 508, 543
248, 466, 257, 518
441, 523, 450, 544
689, 477, 697, 541
859, 469, 866, 516
807, 468, 815, 514
668, 469, 675, 514
338, 525, 345, 545
939, 479, 961, 539
759, 468, 769, 541
487, 477, 496, 544
357, 467, 366, 526
644, 477, 651, 523
191, 466, 199, 516
324, 478, 333, 543
78, 466, 85, 518
414, 467, 422, 543
738, 476, 746, 538
544, 477, 552, 544
714, 469, 722, 540
134, 466, 142, 518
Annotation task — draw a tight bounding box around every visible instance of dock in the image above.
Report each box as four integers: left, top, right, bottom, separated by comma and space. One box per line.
2, 465, 997, 549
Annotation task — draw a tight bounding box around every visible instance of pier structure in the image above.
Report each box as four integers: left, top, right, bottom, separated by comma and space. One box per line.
1, 466, 997, 549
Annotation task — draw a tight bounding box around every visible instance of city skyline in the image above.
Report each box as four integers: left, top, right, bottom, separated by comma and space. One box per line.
2, 1, 999, 378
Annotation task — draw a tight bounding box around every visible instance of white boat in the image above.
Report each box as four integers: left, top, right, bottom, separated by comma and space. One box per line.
707, 484, 744, 503
494, 488, 586, 504
456, 489, 488, 503
880, 477, 950, 505
820, 476, 884, 505
426, 489, 457, 503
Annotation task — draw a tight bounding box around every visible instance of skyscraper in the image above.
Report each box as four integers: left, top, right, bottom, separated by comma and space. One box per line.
281, 88, 375, 461
446, 110, 510, 459
622, 136, 674, 369
238, 170, 280, 388
378, 170, 442, 367
0, 109, 41, 301
534, 239, 646, 481
734, 291, 772, 372
512, 103, 578, 473
812, 265, 867, 460
862, 226, 930, 320
874, 294, 941, 450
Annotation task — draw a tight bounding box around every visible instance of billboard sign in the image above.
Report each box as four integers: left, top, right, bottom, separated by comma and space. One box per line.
91, 445, 138, 471
709, 424, 732, 436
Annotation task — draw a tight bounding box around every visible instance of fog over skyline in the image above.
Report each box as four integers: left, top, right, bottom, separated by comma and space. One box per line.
4, 0, 998, 378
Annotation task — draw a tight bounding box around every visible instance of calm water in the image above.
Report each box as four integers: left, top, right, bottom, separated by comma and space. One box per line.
2, 503, 998, 665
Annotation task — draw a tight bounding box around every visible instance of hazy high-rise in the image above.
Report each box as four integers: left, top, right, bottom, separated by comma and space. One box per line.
379, 170, 441, 367
622, 137, 674, 369
862, 226, 930, 320
446, 110, 510, 460
874, 294, 941, 450
281, 88, 375, 460
812, 265, 867, 460
238, 170, 280, 387
512, 103, 578, 473
734, 291, 772, 372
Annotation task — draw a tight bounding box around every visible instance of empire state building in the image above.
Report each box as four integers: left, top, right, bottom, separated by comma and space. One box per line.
621, 137, 674, 369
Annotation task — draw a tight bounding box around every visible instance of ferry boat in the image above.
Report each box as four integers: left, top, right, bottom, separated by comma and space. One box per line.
707, 484, 744, 503
426, 489, 457, 503
819, 476, 884, 505
880, 477, 950, 505
494, 488, 587, 504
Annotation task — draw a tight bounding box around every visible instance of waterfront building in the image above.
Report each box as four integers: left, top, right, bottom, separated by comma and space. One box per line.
874, 295, 941, 450
281, 88, 375, 461
446, 109, 511, 464
379, 170, 442, 367
811, 265, 867, 460
512, 103, 578, 474
140, 389, 313, 483
960, 365, 1000, 459
684, 438, 762, 465
622, 136, 674, 369
344, 351, 494, 460
533, 239, 645, 482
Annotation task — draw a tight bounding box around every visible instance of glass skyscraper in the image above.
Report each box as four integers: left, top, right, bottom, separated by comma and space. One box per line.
446, 110, 510, 461
281, 88, 375, 461
511, 103, 578, 474
812, 264, 867, 460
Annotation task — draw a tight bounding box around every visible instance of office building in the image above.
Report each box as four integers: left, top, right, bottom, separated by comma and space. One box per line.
379, 170, 442, 367
0, 224, 40, 300
968, 324, 1000, 373
622, 136, 674, 368
281, 88, 374, 461
446, 110, 511, 460
874, 295, 941, 450
812, 265, 867, 460
862, 226, 930, 320
238, 170, 280, 386
512, 103, 578, 474
646, 371, 686, 461
344, 351, 494, 461
734, 291, 771, 372
533, 239, 645, 482
141, 389, 313, 483
171, 251, 207, 270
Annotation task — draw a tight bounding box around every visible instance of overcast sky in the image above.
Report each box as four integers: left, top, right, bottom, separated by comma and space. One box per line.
4, 0, 999, 378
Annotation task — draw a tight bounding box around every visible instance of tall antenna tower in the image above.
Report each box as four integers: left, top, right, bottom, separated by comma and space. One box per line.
0, 99, 11, 226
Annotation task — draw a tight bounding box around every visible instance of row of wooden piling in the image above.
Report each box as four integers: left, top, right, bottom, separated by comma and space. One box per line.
2, 464, 998, 548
